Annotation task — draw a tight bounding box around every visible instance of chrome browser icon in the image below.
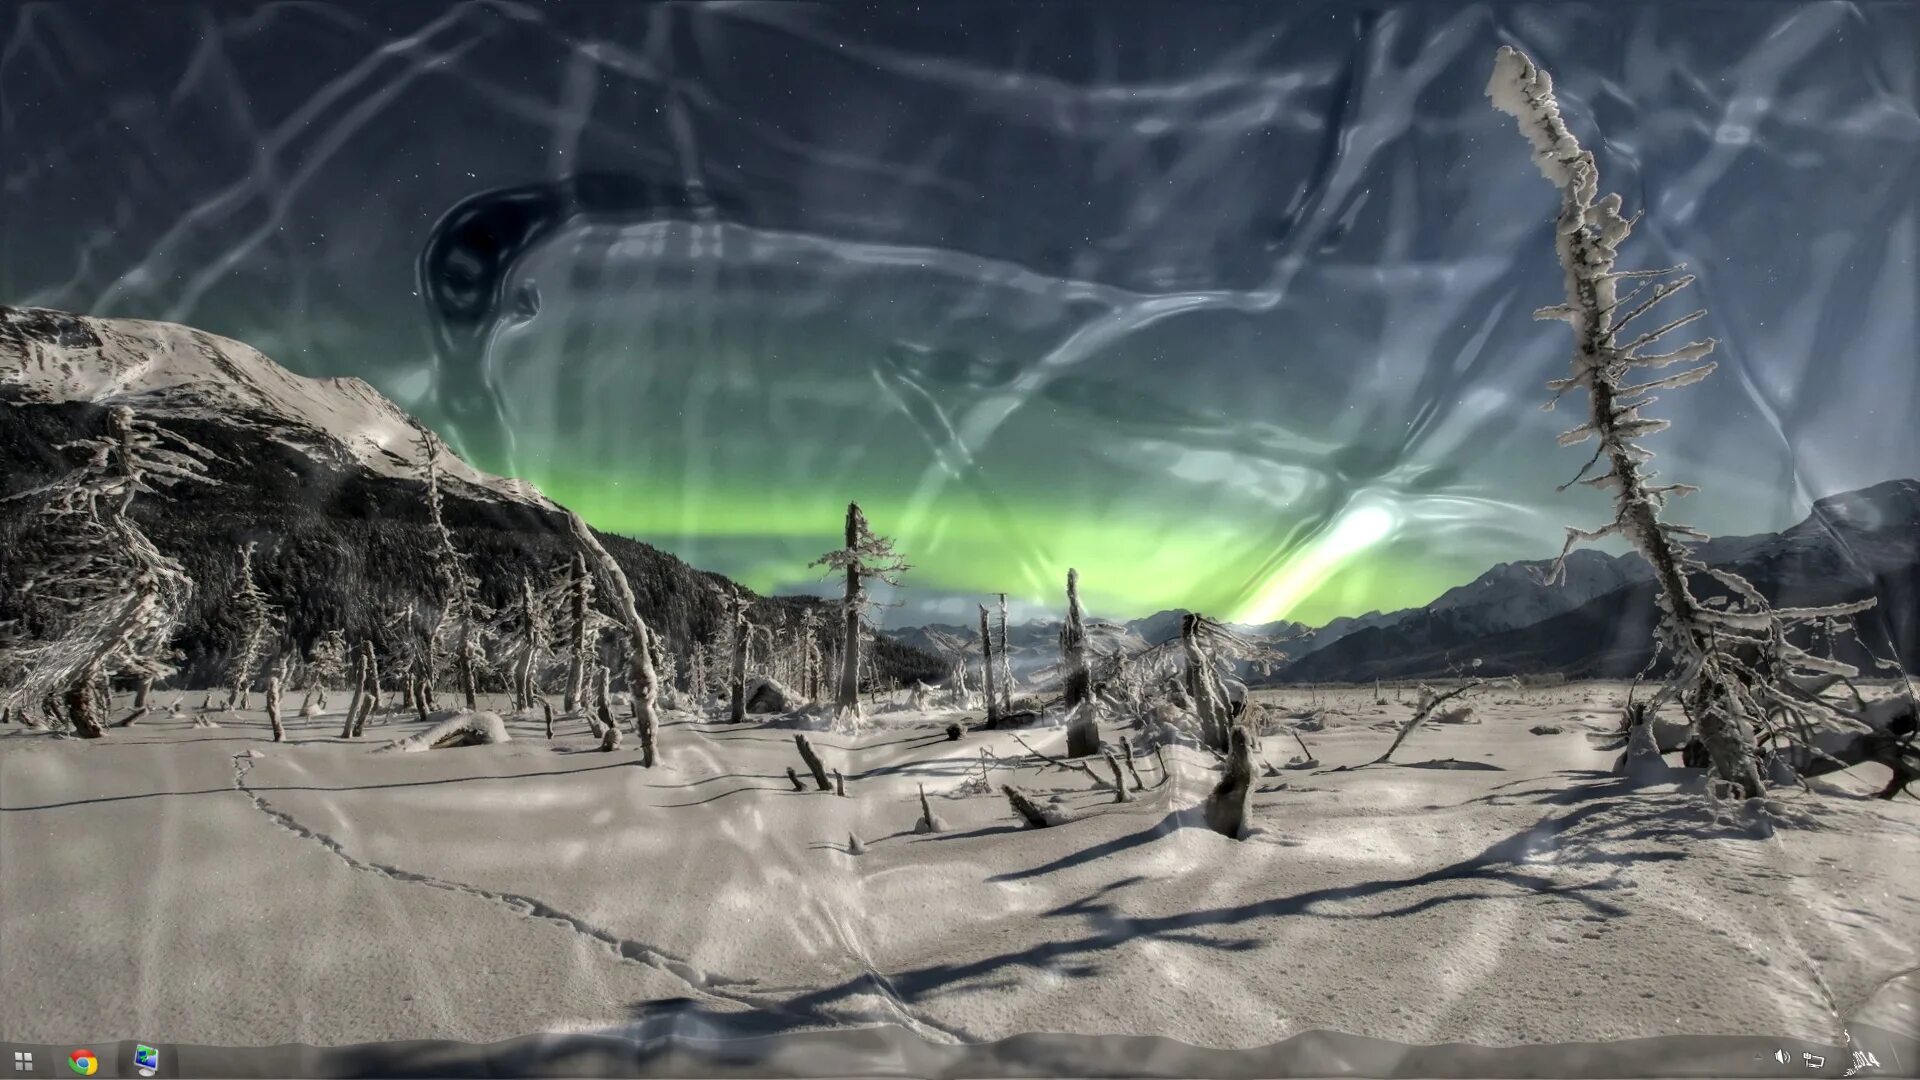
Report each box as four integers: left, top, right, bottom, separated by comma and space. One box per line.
66, 1049, 97, 1076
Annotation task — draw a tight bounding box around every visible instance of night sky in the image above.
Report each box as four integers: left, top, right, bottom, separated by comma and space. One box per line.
4, 1, 1917, 628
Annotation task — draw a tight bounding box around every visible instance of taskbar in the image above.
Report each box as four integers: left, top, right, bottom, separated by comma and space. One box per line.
3, 1025, 1911, 1079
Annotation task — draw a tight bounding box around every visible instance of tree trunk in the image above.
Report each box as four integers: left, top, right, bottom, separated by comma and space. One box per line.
565, 512, 659, 764
135, 676, 153, 710
458, 632, 478, 711
1182, 613, 1230, 752
1062, 568, 1100, 756
542, 697, 554, 739
998, 593, 1013, 714
795, 733, 832, 790
1203, 728, 1254, 839
980, 605, 1001, 728
836, 504, 864, 718
564, 551, 588, 714
341, 647, 368, 739
1120, 735, 1146, 790
353, 643, 380, 737
1104, 748, 1130, 802
597, 666, 622, 752
516, 581, 537, 713
267, 672, 286, 742
787, 767, 806, 791
729, 593, 748, 723
65, 671, 108, 738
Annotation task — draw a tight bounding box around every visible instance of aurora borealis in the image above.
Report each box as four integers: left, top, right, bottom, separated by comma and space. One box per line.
4, 2, 1917, 627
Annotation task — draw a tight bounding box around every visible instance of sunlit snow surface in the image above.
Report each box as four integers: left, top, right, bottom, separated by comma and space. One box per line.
5, 1, 1918, 627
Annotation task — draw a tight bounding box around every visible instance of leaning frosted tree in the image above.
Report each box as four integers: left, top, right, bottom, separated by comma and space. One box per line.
1488, 46, 1902, 799
565, 510, 662, 762
0, 407, 210, 737
810, 502, 910, 726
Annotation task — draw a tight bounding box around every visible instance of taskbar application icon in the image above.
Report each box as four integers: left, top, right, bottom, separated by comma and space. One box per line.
65, 1049, 96, 1076
133, 1044, 160, 1078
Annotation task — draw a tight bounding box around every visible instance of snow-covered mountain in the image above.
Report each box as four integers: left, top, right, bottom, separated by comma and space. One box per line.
1281, 478, 1920, 682
0, 306, 551, 509
0, 306, 948, 689
884, 480, 1919, 685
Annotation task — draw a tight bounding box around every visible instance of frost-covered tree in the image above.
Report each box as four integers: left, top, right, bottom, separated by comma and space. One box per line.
557, 550, 595, 715
415, 427, 491, 710
979, 604, 1001, 727
1061, 568, 1100, 756
1489, 46, 1900, 799
306, 628, 350, 709
225, 542, 280, 712
1181, 613, 1233, 752
566, 511, 661, 765
504, 575, 548, 713
997, 593, 1014, 714
810, 502, 910, 724
727, 588, 750, 724
1, 406, 211, 737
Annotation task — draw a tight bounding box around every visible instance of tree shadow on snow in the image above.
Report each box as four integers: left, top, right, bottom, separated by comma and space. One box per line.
724, 797, 1698, 1022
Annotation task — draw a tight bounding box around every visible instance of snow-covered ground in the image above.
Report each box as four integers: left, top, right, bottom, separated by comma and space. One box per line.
3, 683, 1916, 1055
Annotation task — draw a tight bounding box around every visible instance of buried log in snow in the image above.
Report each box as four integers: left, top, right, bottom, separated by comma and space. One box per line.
795, 733, 833, 791
787, 766, 807, 792
380, 711, 511, 753
1003, 784, 1066, 829
834, 768, 848, 797
1202, 728, 1255, 839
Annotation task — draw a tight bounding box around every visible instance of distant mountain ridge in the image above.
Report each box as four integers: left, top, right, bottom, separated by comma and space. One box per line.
1280, 478, 1920, 682
884, 480, 1920, 685
0, 306, 945, 689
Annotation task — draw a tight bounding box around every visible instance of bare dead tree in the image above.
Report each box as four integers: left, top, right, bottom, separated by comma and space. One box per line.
1119, 735, 1147, 790
596, 664, 621, 752
266, 656, 287, 743
307, 628, 349, 710
508, 576, 547, 714
979, 604, 1002, 727
998, 593, 1014, 714
729, 588, 749, 723
1490, 46, 1894, 799
1061, 568, 1101, 756
565, 511, 660, 766
810, 502, 910, 727
1181, 613, 1233, 752
340, 642, 368, 739
1, 406, 212, 737
225, 542, 280, 712
1202, 728, 1254, 838
915, 783, 945, 833
416, 428, 491, 711
560, 550, 593, 714
1366, 677, 1509, 767
1103, 748, 1131, 802
794, 733, 832, 791
353, 640, 379, 737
